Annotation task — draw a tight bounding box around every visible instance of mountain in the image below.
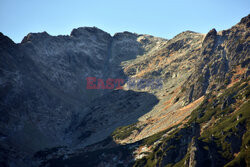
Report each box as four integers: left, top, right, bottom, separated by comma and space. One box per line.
0, 15, 249, 167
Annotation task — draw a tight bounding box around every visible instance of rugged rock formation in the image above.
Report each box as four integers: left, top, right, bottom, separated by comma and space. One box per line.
0, 26, 166, 166
0, 14, 249, 167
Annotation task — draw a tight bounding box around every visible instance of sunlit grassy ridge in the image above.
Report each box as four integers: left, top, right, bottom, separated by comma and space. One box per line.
133, 79, 250, 166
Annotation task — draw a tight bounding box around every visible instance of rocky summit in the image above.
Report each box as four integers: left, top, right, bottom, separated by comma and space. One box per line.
0, 15, 249, 167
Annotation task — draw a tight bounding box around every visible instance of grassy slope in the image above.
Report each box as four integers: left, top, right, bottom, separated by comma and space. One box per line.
133, 79, 250, 167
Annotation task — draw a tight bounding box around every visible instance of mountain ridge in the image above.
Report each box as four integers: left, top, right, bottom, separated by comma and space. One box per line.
0, 14, 249, 167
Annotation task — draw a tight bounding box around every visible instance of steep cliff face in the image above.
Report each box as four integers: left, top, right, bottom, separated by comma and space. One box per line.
184, 17, 250, 103
0, 27, 167, 165
0, 14, 249, 167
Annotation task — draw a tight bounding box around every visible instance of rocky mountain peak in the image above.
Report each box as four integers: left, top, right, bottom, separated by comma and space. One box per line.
21, 31, 50, 43
113, 31, 139, 40
70, 26, 111, 40
239, 14, 250, 28
203, 28, 217, 43
0, 32, 16, 48
173, 30, 200, 39
201, 28, 218, 56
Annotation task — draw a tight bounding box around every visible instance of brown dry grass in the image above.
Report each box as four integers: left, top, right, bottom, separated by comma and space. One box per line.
133, 96, 204, 142
227, 65, 247, 88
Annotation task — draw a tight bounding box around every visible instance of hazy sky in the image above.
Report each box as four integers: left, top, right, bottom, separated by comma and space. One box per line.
0, 0, 249, 43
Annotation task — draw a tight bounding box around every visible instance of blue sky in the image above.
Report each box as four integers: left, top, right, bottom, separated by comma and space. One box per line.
0, 0, 249, 43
